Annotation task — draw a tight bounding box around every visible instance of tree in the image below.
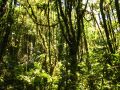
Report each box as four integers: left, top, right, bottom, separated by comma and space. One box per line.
0, 0, 120, 89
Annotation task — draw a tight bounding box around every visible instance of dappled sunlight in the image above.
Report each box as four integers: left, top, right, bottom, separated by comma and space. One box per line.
0, 0, 120, 89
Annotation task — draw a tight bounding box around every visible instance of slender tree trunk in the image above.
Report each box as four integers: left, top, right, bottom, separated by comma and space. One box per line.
100, 0, 114, 53
115, 0, 120, 24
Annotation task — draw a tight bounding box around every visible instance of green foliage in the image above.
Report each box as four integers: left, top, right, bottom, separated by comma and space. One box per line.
0, 0, 2, 5
0, 0, 120, 90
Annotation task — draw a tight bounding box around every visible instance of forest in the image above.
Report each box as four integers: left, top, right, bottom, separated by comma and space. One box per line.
0, 0, 120, 90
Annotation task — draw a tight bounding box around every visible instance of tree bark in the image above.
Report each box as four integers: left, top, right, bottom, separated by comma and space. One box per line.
100, 0, 114, 53
115, 0, 120, 24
